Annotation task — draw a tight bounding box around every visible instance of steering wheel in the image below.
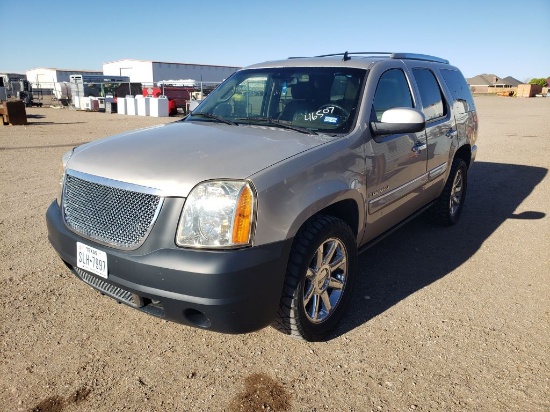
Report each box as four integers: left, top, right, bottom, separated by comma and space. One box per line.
317, 103, 350, 118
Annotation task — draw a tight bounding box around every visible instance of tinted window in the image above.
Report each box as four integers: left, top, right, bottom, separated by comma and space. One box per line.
412, 68, 445, 121
372, 69, 413, 121
440, 69, 476, 112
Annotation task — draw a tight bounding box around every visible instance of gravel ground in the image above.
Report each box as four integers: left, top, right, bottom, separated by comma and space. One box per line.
1, 96, 548, 411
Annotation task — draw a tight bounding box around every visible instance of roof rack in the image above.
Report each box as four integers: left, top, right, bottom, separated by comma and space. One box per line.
391, 53, 449, 64
301, 52, 449, 64
315, 52, 391, 61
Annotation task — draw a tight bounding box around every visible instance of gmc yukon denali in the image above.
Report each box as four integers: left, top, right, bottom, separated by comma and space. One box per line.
47, 52, 478, 341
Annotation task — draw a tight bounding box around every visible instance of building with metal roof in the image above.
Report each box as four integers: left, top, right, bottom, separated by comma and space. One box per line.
102, 59, 240, 85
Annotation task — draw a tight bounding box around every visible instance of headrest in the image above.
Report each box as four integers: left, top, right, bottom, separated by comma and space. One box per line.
291, 82, 313, 100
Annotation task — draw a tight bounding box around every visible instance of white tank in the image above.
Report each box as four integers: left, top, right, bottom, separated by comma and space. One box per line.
53, 82, 71, 100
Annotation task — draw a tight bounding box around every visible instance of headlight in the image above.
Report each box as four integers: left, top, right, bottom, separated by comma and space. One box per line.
176, 180, 256, 248
57, 148, 74, 206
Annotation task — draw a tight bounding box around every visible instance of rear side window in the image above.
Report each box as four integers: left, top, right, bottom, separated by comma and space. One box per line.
440, 69, 476, 112
412, 68, 446, 121
372, 69, 413, 121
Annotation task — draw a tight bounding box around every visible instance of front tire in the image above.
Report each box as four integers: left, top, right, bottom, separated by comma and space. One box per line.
272, 215, 357, 341
431, 158, 468, 226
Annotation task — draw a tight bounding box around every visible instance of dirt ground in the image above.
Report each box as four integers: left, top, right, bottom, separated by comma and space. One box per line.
1, 96, 548, 411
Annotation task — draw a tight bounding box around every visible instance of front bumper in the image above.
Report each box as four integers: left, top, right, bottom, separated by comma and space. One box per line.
46, 201, 292, 334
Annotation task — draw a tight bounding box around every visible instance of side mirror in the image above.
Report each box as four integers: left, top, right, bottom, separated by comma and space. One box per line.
371, 107, 426, 136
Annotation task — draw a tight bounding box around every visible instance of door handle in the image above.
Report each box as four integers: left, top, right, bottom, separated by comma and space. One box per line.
446, 129, 458, 139
412, 142, 427, 153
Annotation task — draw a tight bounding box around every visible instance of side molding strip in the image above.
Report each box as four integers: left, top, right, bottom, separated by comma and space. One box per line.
368, 173, 429, 214
429, 163, 447, 180
367, 163, 448, 214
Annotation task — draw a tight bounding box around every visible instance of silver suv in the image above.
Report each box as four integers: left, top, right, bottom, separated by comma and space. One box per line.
47, 52, 478, 341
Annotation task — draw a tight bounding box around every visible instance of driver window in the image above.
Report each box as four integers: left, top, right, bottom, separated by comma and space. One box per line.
372, 69, 413, 121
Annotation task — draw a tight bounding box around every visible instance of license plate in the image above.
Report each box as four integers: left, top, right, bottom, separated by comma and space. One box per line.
77, 242, 108, 279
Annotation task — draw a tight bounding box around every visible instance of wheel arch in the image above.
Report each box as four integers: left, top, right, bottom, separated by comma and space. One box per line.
285, 189, 363, 243
315, 199, 360, 238
454, 144, 472, 169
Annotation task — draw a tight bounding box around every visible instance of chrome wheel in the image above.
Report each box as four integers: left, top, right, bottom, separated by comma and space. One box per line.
430, 158, 468, 226
272, 215, 357, 341
303, 237, 348, 323
450, 168, 464, 217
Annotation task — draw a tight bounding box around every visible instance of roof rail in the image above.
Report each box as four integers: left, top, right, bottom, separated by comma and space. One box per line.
295, 51, 449, 64
314, 52, 391, 61
391, 53, 449, 64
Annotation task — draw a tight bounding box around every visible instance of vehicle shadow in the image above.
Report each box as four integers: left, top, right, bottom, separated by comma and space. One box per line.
333, 161, 547, 339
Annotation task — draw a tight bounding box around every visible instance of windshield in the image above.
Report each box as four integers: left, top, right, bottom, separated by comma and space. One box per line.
187, 67, 366, 134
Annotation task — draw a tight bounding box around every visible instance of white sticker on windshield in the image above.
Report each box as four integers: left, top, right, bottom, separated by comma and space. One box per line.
323, 116, 338, 124
303, 107, 336, 122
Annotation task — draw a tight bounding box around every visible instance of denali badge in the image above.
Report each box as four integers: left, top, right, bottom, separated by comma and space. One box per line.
371, 185, 389, 197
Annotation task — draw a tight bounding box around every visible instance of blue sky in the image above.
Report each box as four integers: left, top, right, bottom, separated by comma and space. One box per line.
1, 0, 548, 82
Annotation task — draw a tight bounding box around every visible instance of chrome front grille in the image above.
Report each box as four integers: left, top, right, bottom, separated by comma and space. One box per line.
62, 172, 163, 249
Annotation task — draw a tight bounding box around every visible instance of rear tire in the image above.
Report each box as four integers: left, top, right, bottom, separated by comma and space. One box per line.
431, 158, 468, 226
272, 215, 357, 341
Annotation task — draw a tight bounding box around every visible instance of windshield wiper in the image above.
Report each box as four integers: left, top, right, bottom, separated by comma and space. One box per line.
236, 117, 318, 135
189, 112, 237, 126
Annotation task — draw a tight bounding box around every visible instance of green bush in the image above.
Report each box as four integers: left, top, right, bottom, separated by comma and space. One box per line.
528, 78, 548, 87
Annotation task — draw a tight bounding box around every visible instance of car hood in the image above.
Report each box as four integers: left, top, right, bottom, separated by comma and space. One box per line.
68, 121, 335, 197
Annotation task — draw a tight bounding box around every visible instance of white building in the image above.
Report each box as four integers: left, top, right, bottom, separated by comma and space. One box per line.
26, 68, 102, 92
102, 59, 240, 85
